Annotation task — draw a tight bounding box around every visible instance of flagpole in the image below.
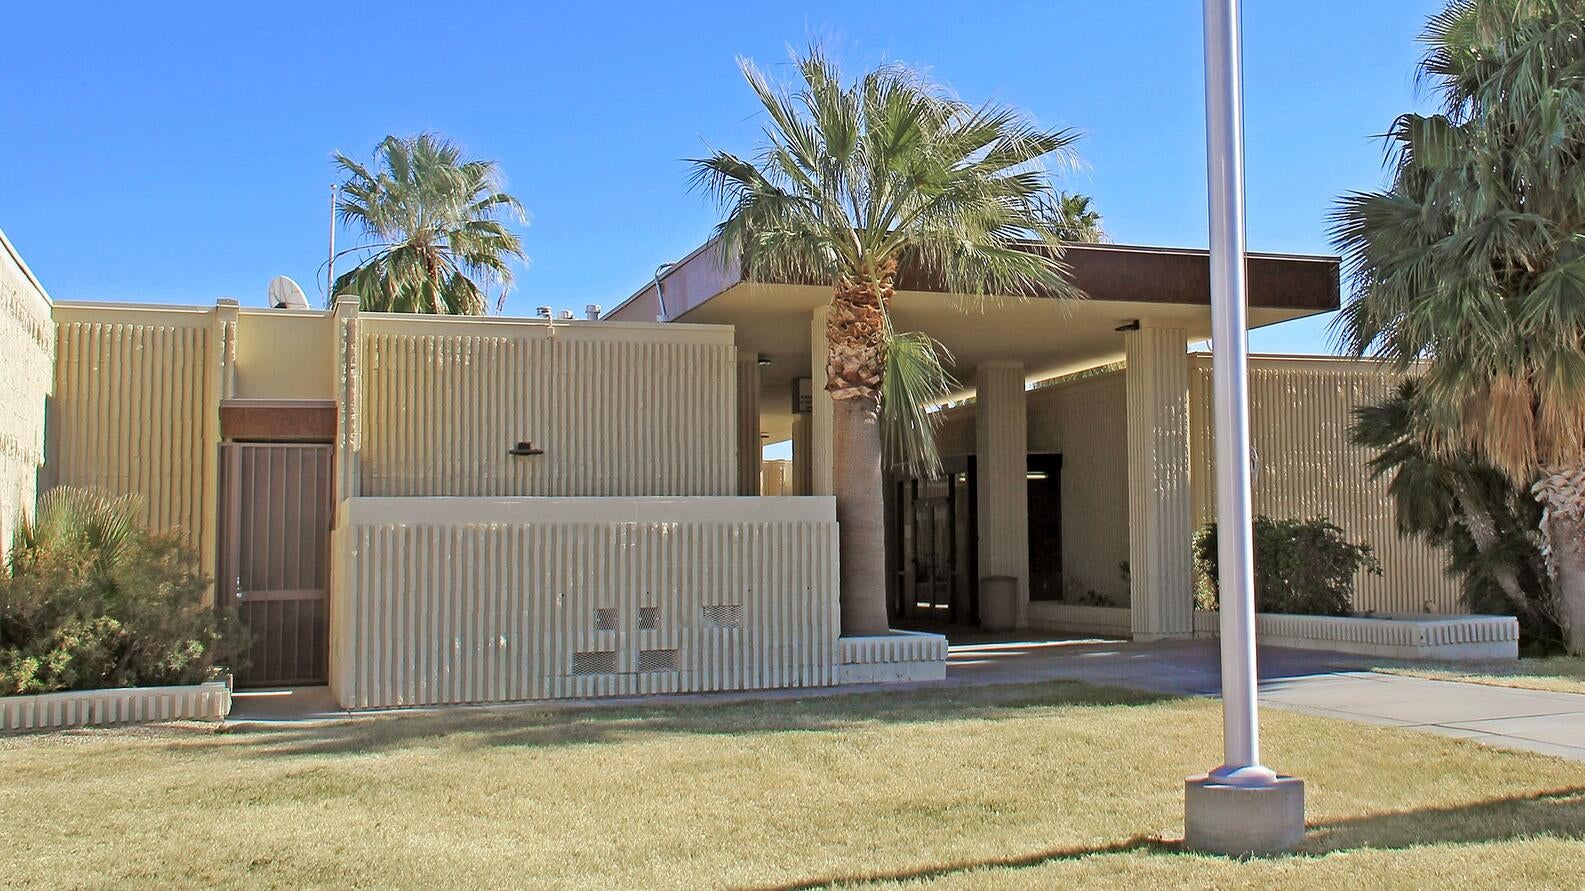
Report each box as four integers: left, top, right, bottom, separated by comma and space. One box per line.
1184, 0, 1305, 855
1201, 0, 1271, 790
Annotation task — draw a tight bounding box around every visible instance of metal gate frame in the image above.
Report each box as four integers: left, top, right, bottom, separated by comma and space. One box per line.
217, 442, 333, 687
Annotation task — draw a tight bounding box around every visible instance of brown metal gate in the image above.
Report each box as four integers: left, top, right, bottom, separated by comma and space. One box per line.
218, 443, 333, 687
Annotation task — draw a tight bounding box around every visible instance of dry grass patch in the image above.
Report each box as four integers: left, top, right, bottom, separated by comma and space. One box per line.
1374, 656, 1585, 696
1, 681, 1582, 890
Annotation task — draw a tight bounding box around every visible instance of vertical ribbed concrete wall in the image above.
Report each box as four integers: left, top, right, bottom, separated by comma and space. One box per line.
1125, 326, 1194, 639
974, 362, 1030, 626
357, 315, 735, 497
736, 348, 761, 495
1025, 371, 1130, 604
1190, 355, 1457, 613
50, 304, 218, 554
330, 497, 841, 708
0, 230, 53, 547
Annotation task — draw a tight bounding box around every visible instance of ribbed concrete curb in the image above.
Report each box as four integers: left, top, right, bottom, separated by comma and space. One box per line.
1, 680, 232, 732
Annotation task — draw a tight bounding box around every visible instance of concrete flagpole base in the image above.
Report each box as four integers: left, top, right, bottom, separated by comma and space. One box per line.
1183, 774, 1305, 856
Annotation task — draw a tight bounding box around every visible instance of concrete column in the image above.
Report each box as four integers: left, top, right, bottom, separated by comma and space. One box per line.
974, 361, 1030, 628
333, 295, 362, 504
200, 299, 240, 589
809, 306, 834, 496
736, 349, 761, 496
1125, 324, 1194, 640
791, 414, 813, 496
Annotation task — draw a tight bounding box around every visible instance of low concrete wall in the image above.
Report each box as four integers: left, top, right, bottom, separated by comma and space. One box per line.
0, 681, 231, 732
331, 496, 842, 708
1026, 603, 1132, 637
836, 631, 949, 683
1194, 610, 1519, 661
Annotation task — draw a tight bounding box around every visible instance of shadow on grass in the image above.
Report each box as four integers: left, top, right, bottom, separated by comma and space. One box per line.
745, 836, 1172, 890
220, 681, 1178, 759
1302, 785, 1585, 854
747, 786, 1585, 889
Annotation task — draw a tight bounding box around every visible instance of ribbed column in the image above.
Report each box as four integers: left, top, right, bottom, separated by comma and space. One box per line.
1125, 324, 1193, 639
791, 413, 812, 496
333, 296, 361, 503
810, 306, 834, 496
201, 299, 239, 588
736, 349, 761, 495
974, 361, 1030, 627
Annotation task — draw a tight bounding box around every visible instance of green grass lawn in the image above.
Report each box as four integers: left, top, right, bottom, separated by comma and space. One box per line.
1373, 656, 1585, 696
3, 682, 1583, 890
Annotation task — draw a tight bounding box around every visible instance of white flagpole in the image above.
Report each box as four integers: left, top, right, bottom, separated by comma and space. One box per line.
1202, 0, 1274, 787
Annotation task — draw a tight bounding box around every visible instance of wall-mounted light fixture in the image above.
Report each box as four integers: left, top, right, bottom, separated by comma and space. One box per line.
757, 355, 772, 367
1114, 319, 1141, 332
508, 440, 544, 456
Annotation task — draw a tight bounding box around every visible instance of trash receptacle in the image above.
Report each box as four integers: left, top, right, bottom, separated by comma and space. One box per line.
979, 575, 1018, 631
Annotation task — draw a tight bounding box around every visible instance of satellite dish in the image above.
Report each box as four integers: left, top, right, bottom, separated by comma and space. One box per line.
267, 275, 309, 310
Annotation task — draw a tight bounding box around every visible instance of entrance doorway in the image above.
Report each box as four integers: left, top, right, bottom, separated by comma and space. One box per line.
892, 453, 1064, 626
217, 443, 333, 687
1027, 454, 1063, 600
893, 456, 976, 623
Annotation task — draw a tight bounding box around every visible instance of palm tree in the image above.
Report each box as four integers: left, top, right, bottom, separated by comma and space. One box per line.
1333, 0, 1585, 652
1351, 381, 1557, 643
692, 48, 1080, 635
1043, 192, 1107, 243
332, 134, 527, 314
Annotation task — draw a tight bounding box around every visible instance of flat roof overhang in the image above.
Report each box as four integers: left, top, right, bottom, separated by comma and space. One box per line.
605, 240, 1340, 442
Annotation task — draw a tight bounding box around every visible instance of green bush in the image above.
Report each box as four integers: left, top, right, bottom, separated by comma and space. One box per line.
0, 487, 248, 695
1193, 516, 1381, 617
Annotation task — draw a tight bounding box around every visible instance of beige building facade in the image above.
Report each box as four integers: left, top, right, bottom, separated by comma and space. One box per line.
2, 223, 1467, 708
608, 239, 1463, 640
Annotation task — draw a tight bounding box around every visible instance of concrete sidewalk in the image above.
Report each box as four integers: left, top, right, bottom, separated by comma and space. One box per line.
229, 633, 1585, 762
942, 634, 1585, 761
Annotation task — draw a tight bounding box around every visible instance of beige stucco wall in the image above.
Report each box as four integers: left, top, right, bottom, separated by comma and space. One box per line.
233, 309, 336, 400
0, 230, 54, 547
49, 304, 220, 559
1190, 354, 1456, 613
329, 496, 840, 708
934, 371, 1131, 606
356, 314, 737, 497
1028, 372, 1131, 605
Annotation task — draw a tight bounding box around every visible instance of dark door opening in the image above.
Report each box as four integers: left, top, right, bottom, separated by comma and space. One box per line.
891, 456, 976, 624
1027, 453, 1063, 601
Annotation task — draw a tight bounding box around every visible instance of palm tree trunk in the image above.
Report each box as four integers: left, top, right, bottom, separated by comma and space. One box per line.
1452, 480, 1533, 617
1533, 466, 1585, 655
827, 263, 894, 635
832, 396, 890, 634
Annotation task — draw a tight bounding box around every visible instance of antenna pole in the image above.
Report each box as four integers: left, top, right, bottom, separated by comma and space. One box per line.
327, 184, 337, 302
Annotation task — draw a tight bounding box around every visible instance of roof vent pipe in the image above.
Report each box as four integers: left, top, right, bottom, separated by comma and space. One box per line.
585, 304, 602, 321
536, 306, 553, 319
557, 309, 575, 320
653, 262, 675, 322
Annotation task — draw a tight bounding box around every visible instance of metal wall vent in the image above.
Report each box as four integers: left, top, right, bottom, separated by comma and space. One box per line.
700, 604, 742, 629
593, 608, 619, 631
571, 651, 618, 674
638, 606, 661, 630
636, 649, 678, 673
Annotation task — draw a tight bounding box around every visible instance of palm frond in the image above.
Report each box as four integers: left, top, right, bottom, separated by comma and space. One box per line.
879, 320, 957, 479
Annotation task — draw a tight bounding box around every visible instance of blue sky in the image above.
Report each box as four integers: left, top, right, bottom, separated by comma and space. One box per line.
1, 0, 1442, 353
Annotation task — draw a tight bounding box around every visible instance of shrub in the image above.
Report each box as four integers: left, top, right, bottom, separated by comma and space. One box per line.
1193, 516, 1381, 617
0, 487, 248, 695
